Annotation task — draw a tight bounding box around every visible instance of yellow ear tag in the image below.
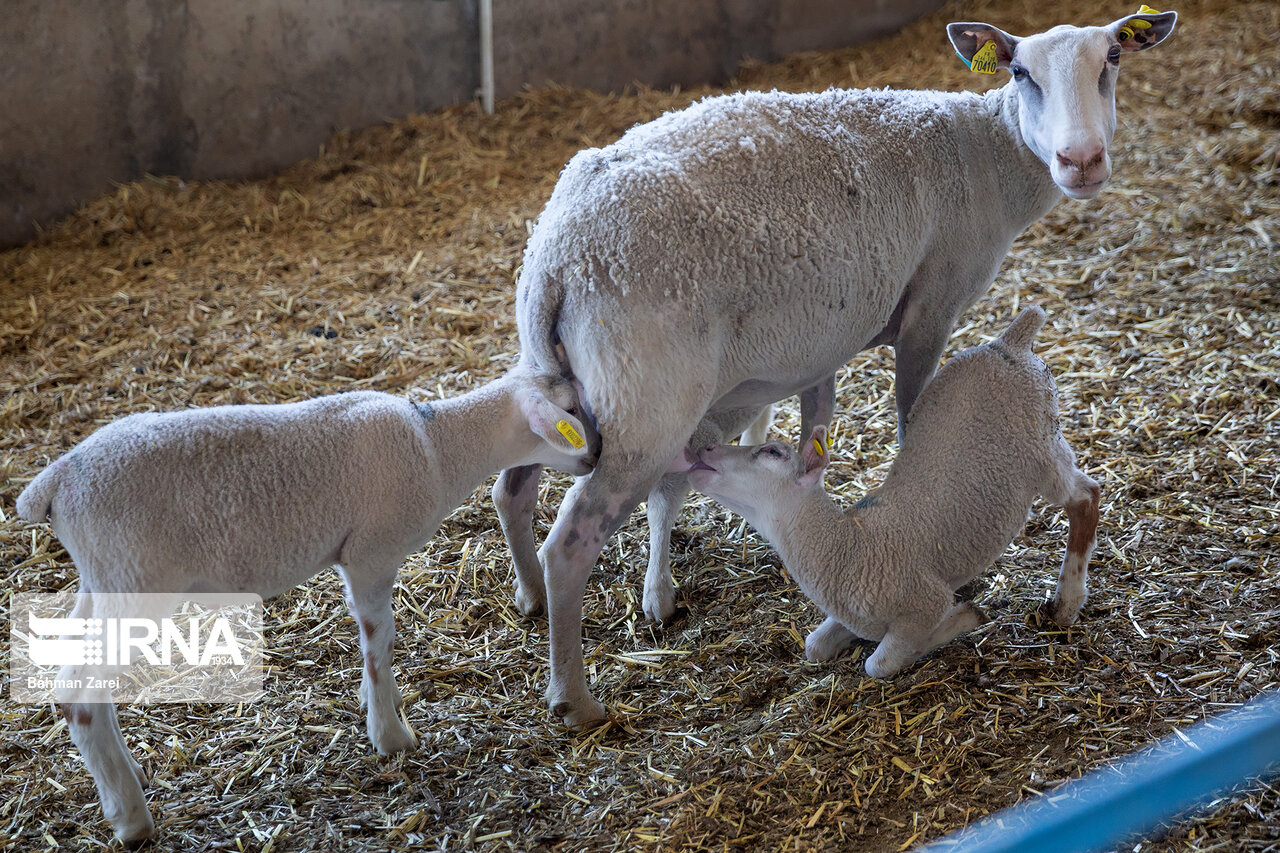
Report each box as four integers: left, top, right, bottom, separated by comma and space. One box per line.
556, 420, 585, 449
969, 40, 999, 74
1121, 6, 1159, 41
1136, 4, 1161, 15
812, 438, 825, 458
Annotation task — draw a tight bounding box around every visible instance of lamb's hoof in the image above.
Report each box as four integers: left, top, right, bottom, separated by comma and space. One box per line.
642, 587, 676, 624
550, 696, 608, 731
372, 722, 417, 756
1045, 592, 1084, 627
114, 813, 157, 849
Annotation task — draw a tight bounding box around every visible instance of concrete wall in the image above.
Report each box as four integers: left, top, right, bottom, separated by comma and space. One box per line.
0, 0, 941, 248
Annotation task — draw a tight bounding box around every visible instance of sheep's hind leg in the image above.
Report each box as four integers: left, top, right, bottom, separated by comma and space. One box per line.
643, 473, 691, 623
805, 616, 859, 663
1045, 454, 1101, 626
494, 464, 549, 616
866, 601, 984, 678
339, 564, 415, 755
58, 592, 155, 845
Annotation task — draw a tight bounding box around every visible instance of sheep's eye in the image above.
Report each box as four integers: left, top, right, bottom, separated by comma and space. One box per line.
762, 446, 786, 460
1107, 47, 1121, 65
1010, 65, 1027, 80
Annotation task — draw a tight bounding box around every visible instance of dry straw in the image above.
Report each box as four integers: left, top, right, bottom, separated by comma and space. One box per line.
2, 0, 1277, 850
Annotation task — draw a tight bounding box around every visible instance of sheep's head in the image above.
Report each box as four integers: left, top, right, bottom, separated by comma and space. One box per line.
684, 427, 831, 526
949, 8, 1177, 199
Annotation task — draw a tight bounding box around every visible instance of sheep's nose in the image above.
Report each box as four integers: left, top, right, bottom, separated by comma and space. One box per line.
1056, 141, 1104, 171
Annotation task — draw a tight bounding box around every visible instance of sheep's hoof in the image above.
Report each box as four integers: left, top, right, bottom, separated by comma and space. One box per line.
1046, 594, 1085, 628
551, 697, 608, 731
513, 582, 546, 618
642, 586, 677, 624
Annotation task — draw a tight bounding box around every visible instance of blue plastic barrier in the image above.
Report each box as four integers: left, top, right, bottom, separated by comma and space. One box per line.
917, 691, 1280, 853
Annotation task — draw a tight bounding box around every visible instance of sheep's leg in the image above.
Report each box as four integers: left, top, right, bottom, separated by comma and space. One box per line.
866, 601, 984, 678
798, 376, 836, 443
643, 472, 691, 623
542, 452, 675, 728
57, 593, 154, 845
642, 408, 761, 623
1044, 454, 1102, 627
892, 314, 953, 442
339, 566, 415, 754
739, 405, 773, 445
804, 616, 860, 663
494, 463, 548, 616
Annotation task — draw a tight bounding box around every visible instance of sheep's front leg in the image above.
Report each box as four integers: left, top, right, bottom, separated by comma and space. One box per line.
1048, 464, 1102, 627
340, 567, 415, 754
739, 405, 773, 445
798, 376, 836, 444
804, 616, 859, 663
494, 463, 547, 616
892, 312, 955, 442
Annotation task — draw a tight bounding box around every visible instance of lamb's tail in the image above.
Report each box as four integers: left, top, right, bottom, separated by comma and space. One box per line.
515, 264, 569, 375
998, 305, 1047, 353
16, 458, 65, 523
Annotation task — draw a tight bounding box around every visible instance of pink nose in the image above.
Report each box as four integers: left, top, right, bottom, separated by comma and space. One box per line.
1056, 141, 1106, 172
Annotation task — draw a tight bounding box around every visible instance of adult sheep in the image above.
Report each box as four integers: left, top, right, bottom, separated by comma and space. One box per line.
496, 9, 1176, 727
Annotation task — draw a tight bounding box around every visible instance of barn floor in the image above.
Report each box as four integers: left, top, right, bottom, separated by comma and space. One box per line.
2, 0, 1277, 850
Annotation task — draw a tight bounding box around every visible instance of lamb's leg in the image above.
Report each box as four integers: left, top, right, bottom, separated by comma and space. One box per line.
739, 405, 773, 445
804, 616, 859, 663
1044, 454, 1102, 627
339, 566, 415, 754
866, 601, 984, 678
542, 451, 673, 728
494, 463, 547, 616
57, 594, 154, 845
798, 376, 836, 443
643, 472, 691, 623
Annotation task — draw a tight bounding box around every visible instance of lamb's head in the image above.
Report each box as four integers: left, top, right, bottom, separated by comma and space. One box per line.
948, 8, 1177, 199
507, 369, 598, 475
685, 427, 831, 527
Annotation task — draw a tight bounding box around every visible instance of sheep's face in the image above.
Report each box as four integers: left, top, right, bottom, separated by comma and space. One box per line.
948, 12, 1177, 200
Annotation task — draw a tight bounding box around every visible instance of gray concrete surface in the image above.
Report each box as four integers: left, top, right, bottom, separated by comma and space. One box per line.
0, 0, 942, 248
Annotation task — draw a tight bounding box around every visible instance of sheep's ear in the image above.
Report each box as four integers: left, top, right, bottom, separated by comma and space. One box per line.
1108, 8, 1177, 52
521, 391, 591, 456
947, 22, 1019, 74
798, 426, 831, 487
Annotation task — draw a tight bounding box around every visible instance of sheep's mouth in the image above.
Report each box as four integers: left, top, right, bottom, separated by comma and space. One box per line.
689, 460, 717, 473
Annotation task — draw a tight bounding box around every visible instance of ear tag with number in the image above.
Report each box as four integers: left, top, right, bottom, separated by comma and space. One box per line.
556, 420, 585, 449
969, 40, 999, 74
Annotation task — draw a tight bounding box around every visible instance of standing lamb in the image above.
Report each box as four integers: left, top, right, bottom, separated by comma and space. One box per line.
494, 9, 1173, 727
14, 368, 593, 846
684, 307, 1101, 677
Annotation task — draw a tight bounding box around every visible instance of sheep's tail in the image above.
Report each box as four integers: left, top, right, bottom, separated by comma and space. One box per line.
998, 305, 1046, 353
16, 457, 65, 523
515, 264, 568, 375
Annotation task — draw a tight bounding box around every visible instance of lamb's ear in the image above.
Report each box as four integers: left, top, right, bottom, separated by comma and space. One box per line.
1109, 7, 1177, 52
799, 426, 831, 487
521, 391, 590, 457
947, 22, 1019, 74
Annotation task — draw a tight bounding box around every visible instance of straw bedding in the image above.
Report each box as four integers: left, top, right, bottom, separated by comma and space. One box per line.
1, 0, 1276, 849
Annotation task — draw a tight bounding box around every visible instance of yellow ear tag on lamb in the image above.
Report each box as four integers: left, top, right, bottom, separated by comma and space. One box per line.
969, 40, 999, 74
1120, 6, 1159, 41
556, 420, 586, 449
812, 438, 826, 458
